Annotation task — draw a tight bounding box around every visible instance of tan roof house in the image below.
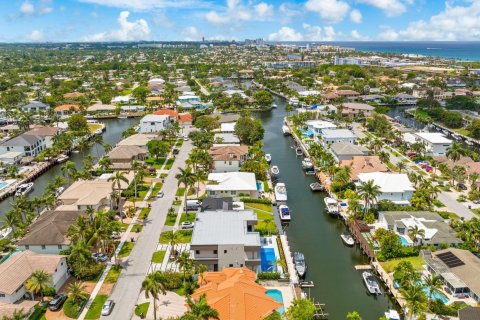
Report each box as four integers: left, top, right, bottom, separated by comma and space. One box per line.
57, 180, 114, 211
117, 134, 157, 150
339, 156, 388, 180
341, 102, 375, 118
208, 145, 249, 173
107, 145, 147, 170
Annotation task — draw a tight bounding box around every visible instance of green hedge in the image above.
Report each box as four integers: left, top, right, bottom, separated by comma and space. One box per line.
240, 197, 272, 204
257, 272, 280, 280
63, 297, 88, 319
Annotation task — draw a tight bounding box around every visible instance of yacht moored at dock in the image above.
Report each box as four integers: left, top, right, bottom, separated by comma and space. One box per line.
324, 197, 339, 215
340, 233, 355, 246
270, 165, 280, 177
310, 182, 324, 191
15, 182, 34, 197
302, 158, 313, 169
293, 252, 306, 278
282, 125, 291, 135
295, 147, 303, 156
278, 204, 291, 221
54, 186, 65, 198
56, 154, 69, 163
274, 182, 287, 202
362, 272, 381, 295
265, 154, 272, 164
384, 310, 400, 320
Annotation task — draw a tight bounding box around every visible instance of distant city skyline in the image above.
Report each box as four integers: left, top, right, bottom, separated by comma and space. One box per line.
1, 0, 479, 43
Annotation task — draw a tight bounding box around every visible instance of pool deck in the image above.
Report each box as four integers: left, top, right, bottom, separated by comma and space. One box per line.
265, 284, 295, 309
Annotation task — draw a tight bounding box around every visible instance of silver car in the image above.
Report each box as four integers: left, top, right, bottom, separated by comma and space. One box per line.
101, 300, 114, 316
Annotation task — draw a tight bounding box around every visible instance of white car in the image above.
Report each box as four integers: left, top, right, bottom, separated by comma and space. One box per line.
157, 191, 164, 198
101, 300, 114, 316
181, 221, 194, 229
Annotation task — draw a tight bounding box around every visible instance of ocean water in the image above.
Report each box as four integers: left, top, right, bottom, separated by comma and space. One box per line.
271, 41, 480, 61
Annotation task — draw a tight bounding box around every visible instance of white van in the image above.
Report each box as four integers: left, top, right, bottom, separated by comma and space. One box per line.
186, 200, 201, 210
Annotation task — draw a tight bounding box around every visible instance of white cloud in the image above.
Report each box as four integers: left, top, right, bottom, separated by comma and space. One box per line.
205, 11, 230, 24
268, 27, 303, 41
350, 30, 368, 40
153, 12, 174, 27
26, 30, 43, 41
254, 3, 274, 20
279, 3, 301, 23
182, 26, 200, 39
358, 0, 407, 17
350, 9, 362, 23
20, 1, 35, 14
205, 0, 273, 25
305, 0, 350, 23
378, 27, 399, 40
79, 0, 208, 10
83, 11, 150, 41
20, 0, 53, 16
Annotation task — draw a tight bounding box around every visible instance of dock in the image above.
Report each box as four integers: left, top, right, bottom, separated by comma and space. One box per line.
354, 265, 373, 270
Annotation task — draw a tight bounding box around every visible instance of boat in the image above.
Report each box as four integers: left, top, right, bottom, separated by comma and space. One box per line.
272, 103, 278, 109
305, 168, 316, 175
293, 252, 306, 278
72, 150, 80, 154
118, 115, 128, 119
324, 197, 339, 215
54, 186, 65, 198
384, 309, 400, 320
340, 233, 355, 246
295, 147, 303, 156
56, 154, 69, 164
302, 158, 313, 169
289, 97, 299, 106
265, 154, 272, 164
362, 271, 381, 295
15, 182, 34, 197
270, 165, 280, 177
278, 205, 291, 221
282, 125, 291, 135
310, 182, 324, 191
274, 182, 287, 202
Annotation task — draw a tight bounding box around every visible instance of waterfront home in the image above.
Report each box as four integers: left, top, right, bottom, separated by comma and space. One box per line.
112, 95, 133, 104
208, 145, 249, 173
413, 132, 452, 156
213, 133, 240, 146
178, 94, 200, 103
17, 210, 82, 254
220, 122, 236, 133
0, 134, 46, 157
0, 250, 69, 304
394, 93, 417, 105
190, 210, 261, 272
320, 129, 357, 146
117, 133, 157, 150
207, 172, 258, 198
54, 104, 81, 117
192, 268, 281, 320
339, 156, 388, 180
359, 94, 383, 104
336, 90, 360, 102
179, 113, 193, 126
107, 145, 147, 170
200, 197, 236, 212
153, 109, 179, 121
299, 104, 338, 116
19, 100, 49, 113
87, 103, 117, 115
0, 151, 23, 165
329, 142, 370, 162
421, 248, 480, 303
24, 126, 61, 148
57, 180, 114, 211
121, 105, 145, 113
217, 114, 241, 124
306, 120, 337, 141
357, 172, 415, 206
377, 211, 462, 247
139, 114, 170, 133
341, 102, 375, 118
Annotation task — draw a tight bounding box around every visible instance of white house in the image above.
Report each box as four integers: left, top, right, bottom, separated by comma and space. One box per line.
320, 129, 356, 146
207, 172, 258, 198
208, 145, 249, 173
220, 122, 236, 133
178, 95, 200, 103
19, 101, 50, 113
357, 172, 415, 206
139, 114, 170, 133
306, 120, 337, 141
0, 251, 69, 304
0, 134, 46, 157
0, 151, 23, 165
413, 132, 452, 156
112, 95, 133, 104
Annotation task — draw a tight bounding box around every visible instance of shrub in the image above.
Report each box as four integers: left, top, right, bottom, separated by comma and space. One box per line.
163, 271, 184, 290
258, 272, 280, 280
240, 197, 272, 204
0, 239, 11, 252
43, 287, 56, 297
72, 262, 104, 280
63, 296, 88, 319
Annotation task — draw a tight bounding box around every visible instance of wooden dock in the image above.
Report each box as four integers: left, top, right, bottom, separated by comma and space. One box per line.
354, 265, 372, 270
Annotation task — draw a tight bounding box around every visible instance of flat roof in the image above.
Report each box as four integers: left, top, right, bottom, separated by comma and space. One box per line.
358, 172, 415, 193
415, 132, 452, 144
322, 129, 356, 139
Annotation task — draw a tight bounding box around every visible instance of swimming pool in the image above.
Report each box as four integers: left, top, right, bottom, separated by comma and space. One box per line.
265, 289, 285, 314
423, 288, 449, 303
0, 182, 8, 191
260, 248, 276, 272
399, 235, 412, 246
256, 181, 263, 191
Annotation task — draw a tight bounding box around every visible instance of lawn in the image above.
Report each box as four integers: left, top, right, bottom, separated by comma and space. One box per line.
245, 203, 277, 235
433, 199, 445, 208
176, 188, 185, 196
164, 158, 175, 170
87, 123, 103, 133
159, 230, 193, 244
160, 173, 168, 178
84, 294, 108, 320
380, 256, 426, 273
139, 207, 151, 220
105, 265, 122, 284
472, 209, 480, 217
437, 210, 460, 220
146, 157, 168, 169
28, 305, 47, 320
150, 183, 163, 197
165, 213, 177, 226
179, 212, 196, 224
152, 250, 166, 263
245, 203, 273, 213
134, 302, 150, 317
63, 296, 88, 319
118, 242, 134, 258
131, 224, 143, 233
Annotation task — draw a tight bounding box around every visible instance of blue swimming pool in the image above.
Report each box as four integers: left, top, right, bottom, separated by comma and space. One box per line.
265, 289, 285, 314
256, 181, 263, 191
0, 182, 8, 191
260, 248, 276, 272
394, 280, 449, 303
399, 235, 412, 246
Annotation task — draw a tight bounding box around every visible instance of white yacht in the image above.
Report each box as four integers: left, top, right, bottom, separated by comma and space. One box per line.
54, 186, 65, 198
282, 125, 291, 135
295, 147, 303, 156
310, 182, 324, 191
270, 165, 280, 177
293, 252, 306, 278
15, 182, 34, 197
278, 205, 291, 221
302, 158, 313, 169
56, 154, 69, 163
324, 197, 339, 215
274, 183, 287, 202
384, 310, 400, 320
272, 103, 278, 109
340, 233, 355, 246
362, 272, 381, 295
264, 154, 272, 164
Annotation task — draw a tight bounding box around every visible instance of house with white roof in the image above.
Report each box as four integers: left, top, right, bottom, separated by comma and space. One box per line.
178, 95, 200, 103
413, 132, 452, 156
112, 95, 133, 104
320, 129, 356, 146
207, 172, 258, 198
305, 120, 337, 141
357, 172, 415, 206
19, 101, 50, 113
139, 114, 171, 133
220, 122, 236, 133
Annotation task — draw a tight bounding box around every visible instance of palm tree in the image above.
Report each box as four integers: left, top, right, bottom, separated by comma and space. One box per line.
98, 156, 112, 173
92, 134, 103, 159
165, 231, 181, 259
108, 171, 129, 209
407, 225, 425, 247
141, 271, 168, 320
446, 142, 465, 166
103, 143, 112, 153
175, 167, 195, 214
194, 170, 207, 198
396, 161, 407, 173
26, 270, 52, 302
378, 150, 390, 164
3, 211, 20, 234
183, 294, 219, 320
357, 179, 381, 213
61, 161, 77, 183
370, 139, 383, 154
469, 173, 480, 191
68, 281, 88, 305
177, 251, 193, 285
2, 309, 28, 320
400, 281, 428, 320
423, 274, 442, 309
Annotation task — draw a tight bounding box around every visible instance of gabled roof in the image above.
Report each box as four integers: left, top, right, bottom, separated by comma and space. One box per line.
179, 113, 192, 122
342, 102, 375, 111
357, 172, 415, 193
339, 156, 388, 180
0, 134, 42, 147
192, 268, 281, 320
153, 109, 179, 117
207, 172, 257, 191
54, 104, 80, 112
24, 126, 60, 137
108, 145, 146, 160
330, 142, 369, 156
209, 145, 248, 161
58, 180, 113, 206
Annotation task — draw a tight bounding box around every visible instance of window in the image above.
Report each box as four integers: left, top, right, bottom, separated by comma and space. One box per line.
213, 250, 218, 254
195, 250, 200, 254
224, 250, 227, 254
58, 245, 62, 249
240, 264, 243, 267
0, 294, 4, 297
25, 245, 29, 250
229, 264, 233, 267
41, 245, 46, 250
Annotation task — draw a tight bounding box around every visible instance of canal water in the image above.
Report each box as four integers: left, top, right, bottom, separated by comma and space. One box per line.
0, 117, 139, 217
258, 96, 392, 319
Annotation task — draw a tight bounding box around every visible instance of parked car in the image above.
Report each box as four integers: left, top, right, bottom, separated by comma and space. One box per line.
457, 183, 468, 191
48, 293, 67, 311
101, 300, 115, 316
172, 148, 180, 155
157, 191, 164, 198
111, 231, 121, 239
92, 252, 109, 262
181, 221, 194, 229
473, 199, 480, 204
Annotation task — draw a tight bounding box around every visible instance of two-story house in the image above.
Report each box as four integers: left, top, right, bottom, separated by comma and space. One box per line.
0, 134, 46, 157
139, 114, 170, 133
357, 172, 415, 206
208, 145, 249, 173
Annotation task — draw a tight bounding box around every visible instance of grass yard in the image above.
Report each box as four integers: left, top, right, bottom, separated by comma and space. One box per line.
146, 157, 168, 169
380, 256, 426, 273
118, 242, 134, 258
134, 302, 150, 317
472, 209, 480, 217
159, 230, 193, 244
176, 188, 185, 196
105, 265, 122, 284
245, 203, 277, 235
437, 210, 460, 220
433, 199, 445, 208
151, 183, 163, 196
179, 212, 196, 224
151, 250, 166, 263
87, 123, 103, 133
172, 200, 182, 206
164, 158, 175, 170
63, 296, 88, 319
139, 207, 151, 220
84, 294, 108, 320
28, 305, 47, 320
131, 224, 143, 233
165, 213, 177, 226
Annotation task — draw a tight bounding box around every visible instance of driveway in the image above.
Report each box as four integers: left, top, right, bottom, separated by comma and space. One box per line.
437, 192, 475, 220
102, 136, 193, 320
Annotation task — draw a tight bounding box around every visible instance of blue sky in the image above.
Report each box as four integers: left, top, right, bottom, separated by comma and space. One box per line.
0, 0, 479, 42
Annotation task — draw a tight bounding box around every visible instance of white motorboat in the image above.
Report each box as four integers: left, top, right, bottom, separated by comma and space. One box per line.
272, 103, 278, 109
282, 125, 291, 135
54, 186, 65, 198
305, 168, 315, 175
274, 182, 287, 202
363, 272, 381, 295
278, 205, 291, 221
15, 182, 34, 197
118, 115, 128, 119
295, 147, 303, 156
302, 158, 313, 169
324, 197, 339, 215
270, 165, 280, 176
265, 154, 272, 164
340, 233, 355, 246
310, 182, 324, 191
289, 97, 299, 106
293, 252, 306, 278
384, 309, 400, 320
56, 155, 69, 163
